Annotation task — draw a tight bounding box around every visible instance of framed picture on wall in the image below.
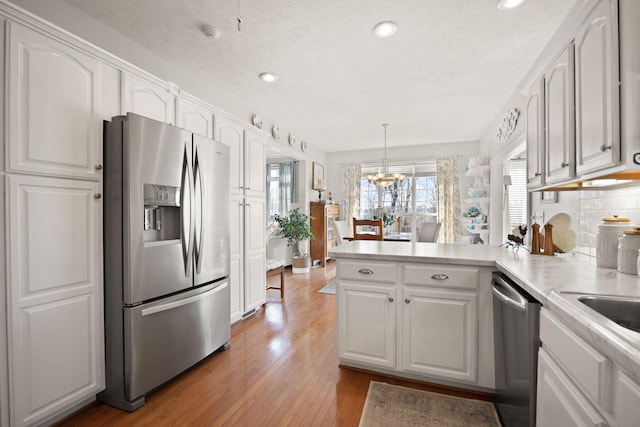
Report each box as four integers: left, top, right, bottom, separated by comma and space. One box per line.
540, 191, 558, 204
312, 162, 325, 190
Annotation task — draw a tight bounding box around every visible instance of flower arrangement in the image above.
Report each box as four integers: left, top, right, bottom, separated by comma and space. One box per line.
463, 206, 482, 218
381, 212, 396, 227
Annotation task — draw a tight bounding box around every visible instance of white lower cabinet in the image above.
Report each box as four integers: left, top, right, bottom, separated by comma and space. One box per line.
401, 287, 477, 383
336, 259, 490, 388
538, 308, 640, 427
6, 175, 104, 426
244, 197, 266, 312
338, 282, 396, 369
537, 349, 608, 427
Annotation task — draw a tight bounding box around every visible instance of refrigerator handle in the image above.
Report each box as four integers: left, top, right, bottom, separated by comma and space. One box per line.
193, 146, 204, 274
180, 147, 194, 277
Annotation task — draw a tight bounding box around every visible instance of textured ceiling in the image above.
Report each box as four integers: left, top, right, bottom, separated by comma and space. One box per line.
62, 0, 576, 152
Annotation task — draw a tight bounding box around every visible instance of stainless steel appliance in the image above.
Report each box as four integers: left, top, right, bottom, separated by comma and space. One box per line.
100, 113, 230, 411
492, 272, 541, 427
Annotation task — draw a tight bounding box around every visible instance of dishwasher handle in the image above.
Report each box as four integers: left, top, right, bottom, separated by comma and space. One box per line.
492, 276, 527, 312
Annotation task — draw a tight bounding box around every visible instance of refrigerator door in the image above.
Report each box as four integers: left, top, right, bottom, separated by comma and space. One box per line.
124, 113, 194, 304
193, 135, 230, 286
124, 280, 230, 401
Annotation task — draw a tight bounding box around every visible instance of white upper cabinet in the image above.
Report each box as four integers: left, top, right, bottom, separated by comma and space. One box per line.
122, 72, 176, 125
544, 44, 576, 185
177, 95, 214, 138
243, 128, 267, 198
575, 0, 619, 176
6, 22, 102, 180
215, 115, 244, 196
526, 78, 545, 188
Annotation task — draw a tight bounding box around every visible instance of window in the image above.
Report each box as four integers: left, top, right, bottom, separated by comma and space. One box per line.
360, 161, 438, 236
506, 157, 527, 230
267, 161, 297, 220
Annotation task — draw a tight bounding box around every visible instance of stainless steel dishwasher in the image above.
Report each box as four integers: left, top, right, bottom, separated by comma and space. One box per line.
492, 272, 541, 427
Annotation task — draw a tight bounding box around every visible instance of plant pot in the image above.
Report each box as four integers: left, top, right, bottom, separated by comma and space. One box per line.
292, 254, 310, 274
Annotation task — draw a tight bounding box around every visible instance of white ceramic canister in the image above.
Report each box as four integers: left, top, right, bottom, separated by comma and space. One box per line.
617, 227, 640, 275
597, 215, 632, 268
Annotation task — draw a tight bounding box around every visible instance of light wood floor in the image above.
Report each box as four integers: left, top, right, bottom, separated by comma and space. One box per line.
57, 261, 491, 426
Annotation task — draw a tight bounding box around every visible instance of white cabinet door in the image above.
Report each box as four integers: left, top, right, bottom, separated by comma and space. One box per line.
6, 22, 102, 180
545, 44, 576, 185
215, 115, 244, 197
177, 96, 213, 138
244, 198, 266, 311
401, 287, 477, 383
575, 0, 619, 176
229, 196, 244, 323
244, 128, 266, 198
338, 282, 396, 369
614, 370, 640, 427
526, 78, 545, 188
123, 72, 175, 124
537, 349, 609, 427
6, 175, 103, 427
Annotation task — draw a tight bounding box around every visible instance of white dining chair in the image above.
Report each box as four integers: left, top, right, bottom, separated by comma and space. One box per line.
418, 222, 442, 242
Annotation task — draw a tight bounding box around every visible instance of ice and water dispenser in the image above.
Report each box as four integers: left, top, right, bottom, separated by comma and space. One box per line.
143, 184, 181, 242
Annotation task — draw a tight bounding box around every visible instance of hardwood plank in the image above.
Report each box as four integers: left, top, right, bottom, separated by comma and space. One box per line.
56, 261, 492, 426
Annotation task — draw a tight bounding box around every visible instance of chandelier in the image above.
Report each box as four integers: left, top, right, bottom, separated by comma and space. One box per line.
367, 123, 405, 188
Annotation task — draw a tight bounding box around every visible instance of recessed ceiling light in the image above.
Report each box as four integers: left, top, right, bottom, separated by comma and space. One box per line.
373, 21, 398, 38
259, 72, 278, 83
497, 0, 527, 10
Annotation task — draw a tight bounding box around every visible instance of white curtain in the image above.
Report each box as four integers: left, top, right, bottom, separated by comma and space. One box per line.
341, 163, 361, 221
278, 162, 294, 215
436, 157, 462, 243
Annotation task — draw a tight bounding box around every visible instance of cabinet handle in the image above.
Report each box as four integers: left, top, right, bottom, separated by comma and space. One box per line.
94, 193, 102, 199
534, 172, 542, 177
388, 297, 394, 302
600, 144, 612, 152
358, 268, 374, 275
95, 163, 103, 170
561, 162, 570, 168
405, 298, 410, 304
430, 273, 449, 280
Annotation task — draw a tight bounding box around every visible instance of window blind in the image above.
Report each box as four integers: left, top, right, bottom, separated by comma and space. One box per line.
507, 159, 528, 229
361, 160, 437, 178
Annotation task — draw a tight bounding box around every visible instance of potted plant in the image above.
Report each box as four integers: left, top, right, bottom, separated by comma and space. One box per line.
274, 208, 314, 273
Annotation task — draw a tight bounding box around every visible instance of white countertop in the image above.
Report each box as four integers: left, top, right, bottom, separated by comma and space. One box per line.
330, 241, 640, 380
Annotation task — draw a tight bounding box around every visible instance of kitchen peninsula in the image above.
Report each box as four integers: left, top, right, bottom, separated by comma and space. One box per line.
330, 241, 640, 425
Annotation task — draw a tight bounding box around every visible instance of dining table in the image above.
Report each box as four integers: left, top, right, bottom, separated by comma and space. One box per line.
343, 232, 412, 242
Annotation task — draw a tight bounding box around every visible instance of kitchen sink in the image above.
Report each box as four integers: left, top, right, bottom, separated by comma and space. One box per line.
578, 296, 640, 333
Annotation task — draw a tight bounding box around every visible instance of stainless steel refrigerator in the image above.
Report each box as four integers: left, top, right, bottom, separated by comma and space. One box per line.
100, 113, 230, 411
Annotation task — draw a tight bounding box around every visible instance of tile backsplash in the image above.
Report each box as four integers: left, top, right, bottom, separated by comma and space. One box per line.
577, 182, 640, 257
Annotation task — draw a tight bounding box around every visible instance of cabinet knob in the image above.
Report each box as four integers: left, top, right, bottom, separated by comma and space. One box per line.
600, 144, 612, 152
430, 273, 449, 280
358, 268, 374, 275
561, 162, 570, 168
388, 297, 394, 302
405, 298, 411, 304
534, 172, 542, 177
94, 193, 102, 199
95, 164, 103, 170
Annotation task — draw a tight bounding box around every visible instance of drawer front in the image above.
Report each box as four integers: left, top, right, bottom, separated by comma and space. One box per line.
338, 260, 396, 284
326, 205, 339, 216
540, 309, 612, 411
403, 264, 478, 290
